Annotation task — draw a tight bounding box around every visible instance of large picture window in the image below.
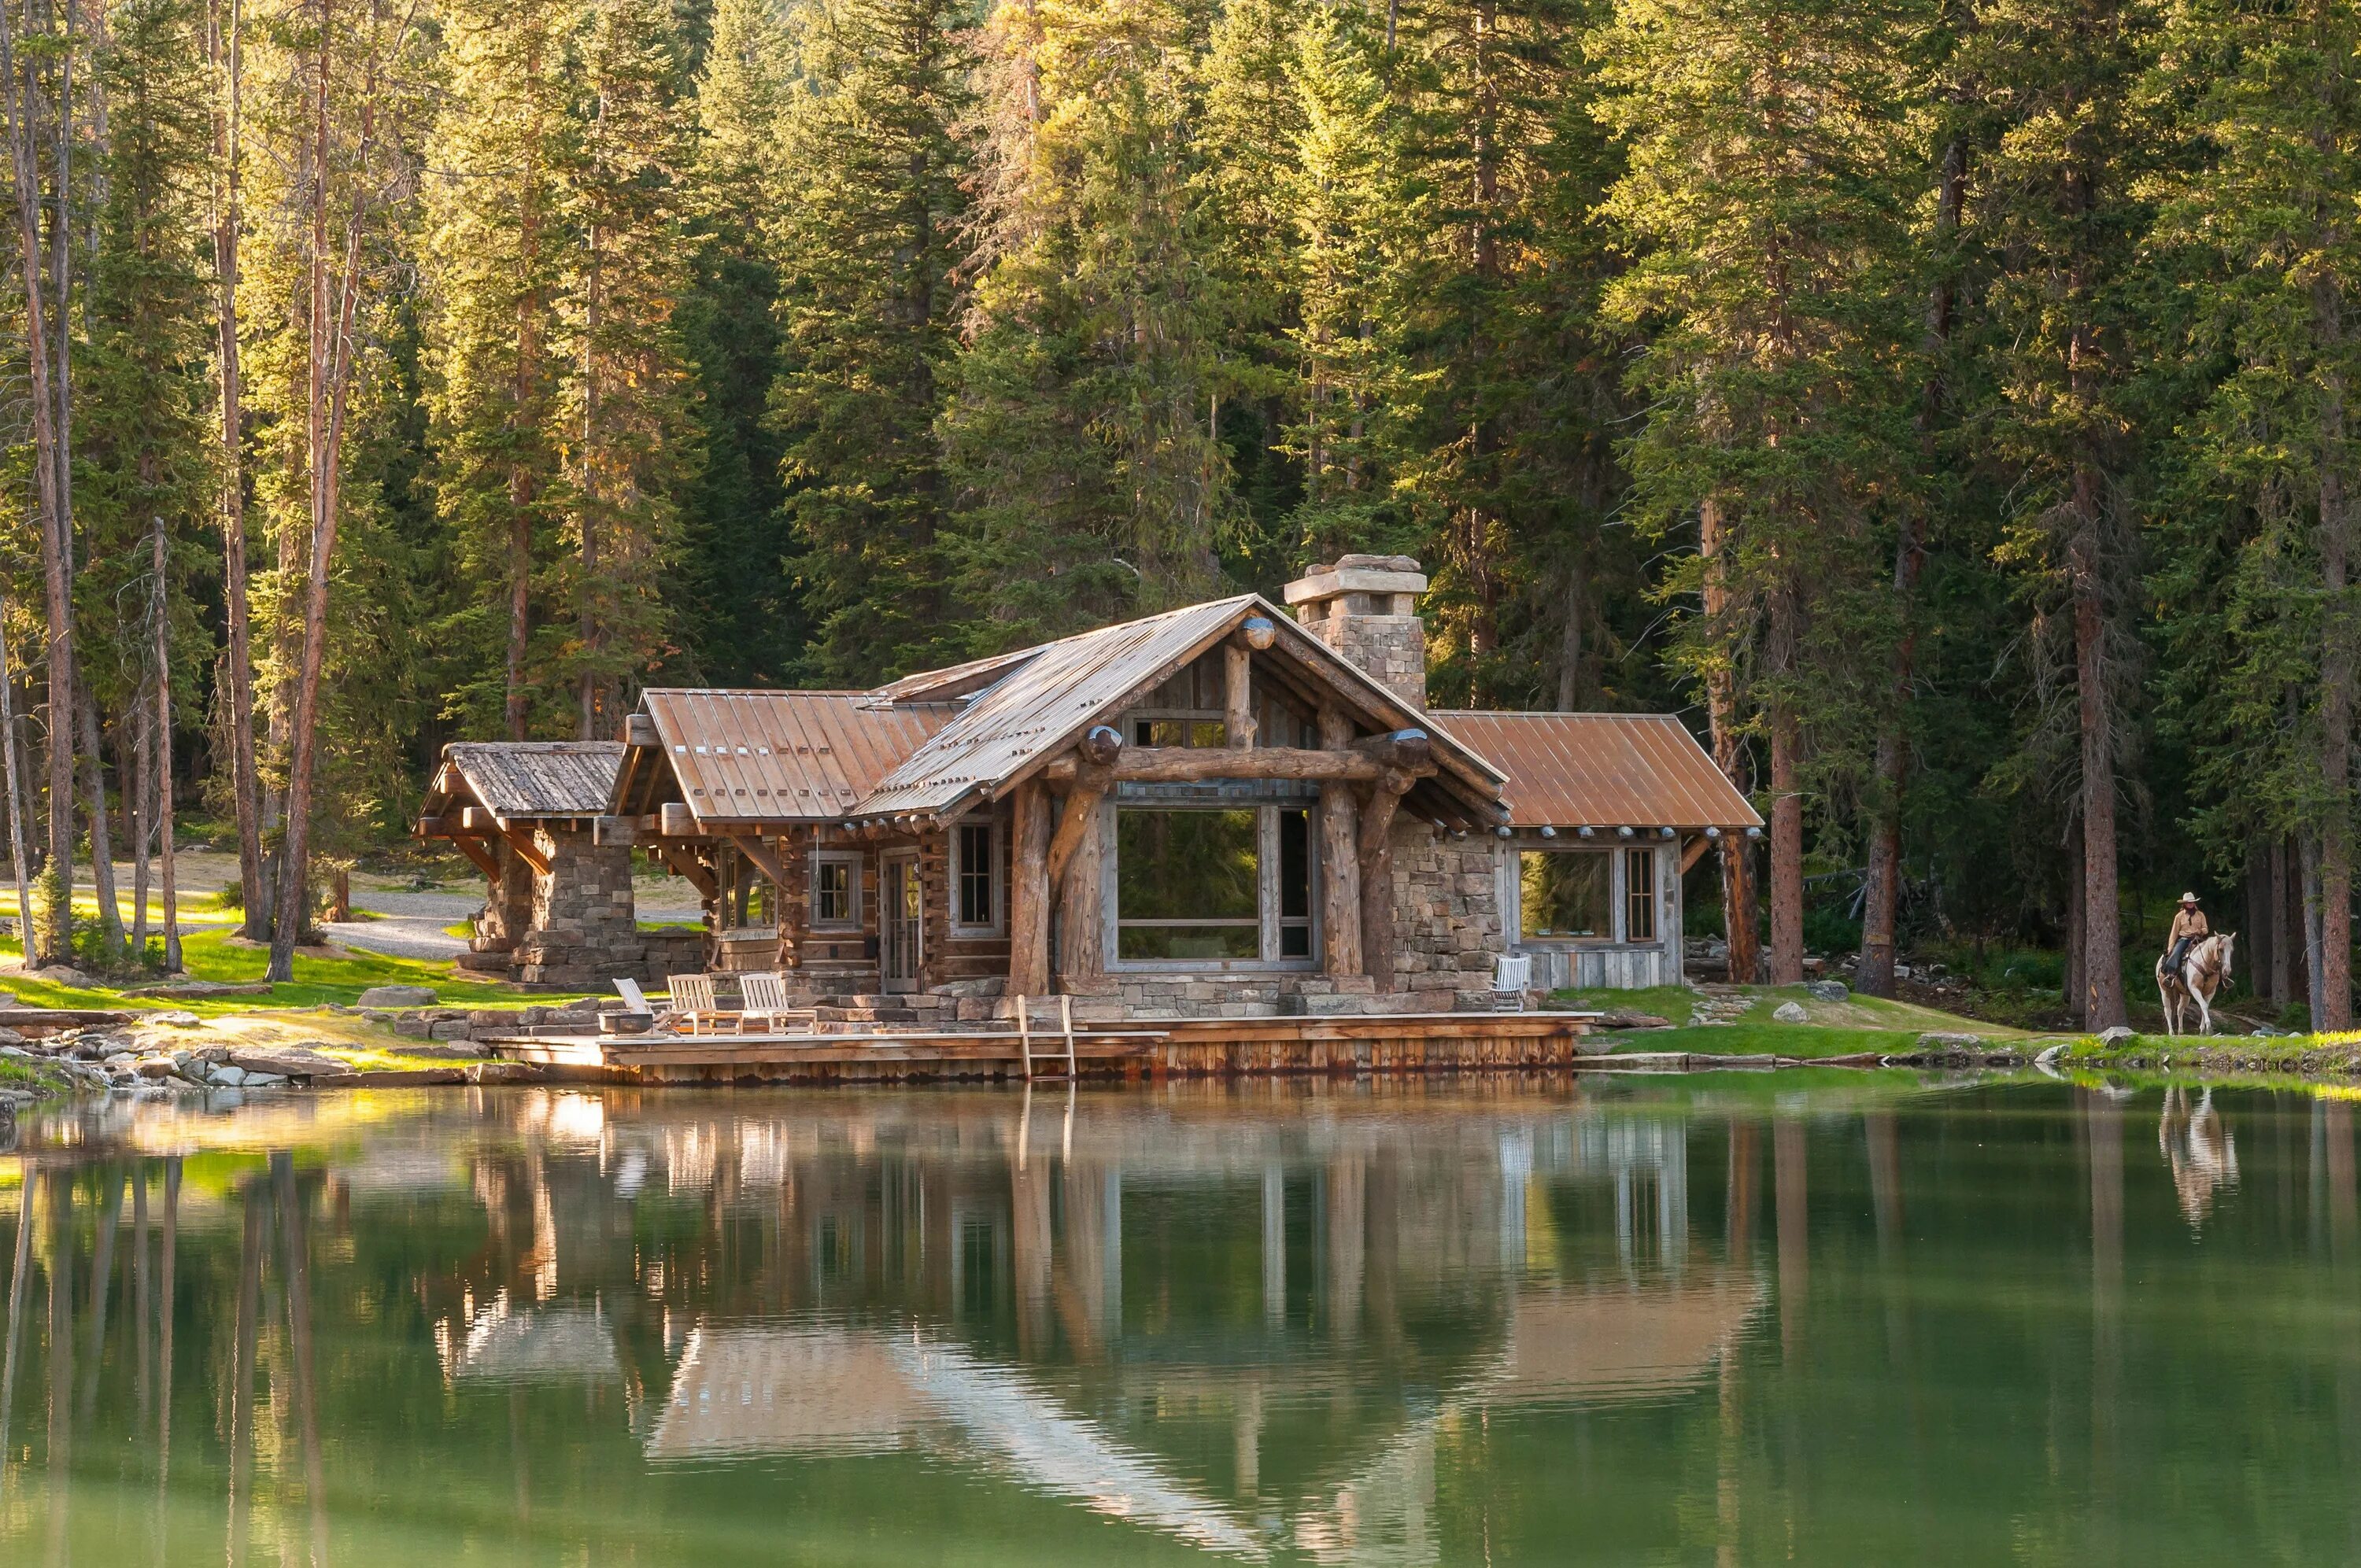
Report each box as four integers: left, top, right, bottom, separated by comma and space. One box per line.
1520, 851, 1611, 939
1114, 806, 1313, 965
1518, 847, 1661, 945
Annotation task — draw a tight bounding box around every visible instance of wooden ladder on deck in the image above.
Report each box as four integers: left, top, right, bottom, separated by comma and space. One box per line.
1014, 994, 1077, 1080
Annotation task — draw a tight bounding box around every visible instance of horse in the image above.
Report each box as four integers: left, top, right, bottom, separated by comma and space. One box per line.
2157, 931, 2237, 1037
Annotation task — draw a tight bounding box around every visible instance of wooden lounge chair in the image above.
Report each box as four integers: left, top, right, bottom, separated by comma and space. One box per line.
608, 977, 662, 1035
737, 971, 796, 1035
666, 973, 726, 1035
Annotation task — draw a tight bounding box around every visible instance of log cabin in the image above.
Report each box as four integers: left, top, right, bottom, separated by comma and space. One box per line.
589, 558, 1761, 1018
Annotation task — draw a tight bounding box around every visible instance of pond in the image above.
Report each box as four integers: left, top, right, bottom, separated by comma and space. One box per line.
0, 1075, 2354, 1565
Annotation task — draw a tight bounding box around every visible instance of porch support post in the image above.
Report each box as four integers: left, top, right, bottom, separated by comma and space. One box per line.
1011, 780, 1053, 997
1318, 708, 1362, 977
1358, 767, 1413, 992
1225, 643, 1256, 749
1056, 798, 1104, 992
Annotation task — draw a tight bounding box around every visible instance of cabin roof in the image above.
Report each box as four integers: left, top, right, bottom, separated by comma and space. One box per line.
1428, 711, 1761, 830
430, 741, 624, 822
858, 594, 1506, 821
633, 690, 959, 826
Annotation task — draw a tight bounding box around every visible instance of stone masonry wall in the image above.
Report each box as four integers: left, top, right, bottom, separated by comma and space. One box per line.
1389, 823, 1502, 1006
1307, 610, 1428, 712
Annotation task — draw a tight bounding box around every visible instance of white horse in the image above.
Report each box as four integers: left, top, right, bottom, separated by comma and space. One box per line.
2157, 931, 2237, 1037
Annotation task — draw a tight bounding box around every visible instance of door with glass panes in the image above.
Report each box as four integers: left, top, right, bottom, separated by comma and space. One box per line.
881, 854, 922, 992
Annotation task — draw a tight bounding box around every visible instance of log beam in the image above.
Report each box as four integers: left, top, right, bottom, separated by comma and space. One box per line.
1225, 643, 1256, 749
1680, 834, 1714, 873
1010, 781, 1053, 996
1318, 708, 1362, 977
449, 834, 500, 882
1358, 767, 1414, 992
498, 827, 552, 876
656, 842, 718, 900
729, 832, 789, 888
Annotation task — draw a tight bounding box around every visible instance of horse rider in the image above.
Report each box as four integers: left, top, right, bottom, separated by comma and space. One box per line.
2164, 892, 2210, 980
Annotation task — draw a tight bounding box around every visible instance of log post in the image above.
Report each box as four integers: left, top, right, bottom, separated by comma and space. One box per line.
1056, 800, 1105, 992
1010, 781, 1053, 997
1358, 767, 1413, 991
1225, 643, 1256, 749
1318, 708, 1362, 976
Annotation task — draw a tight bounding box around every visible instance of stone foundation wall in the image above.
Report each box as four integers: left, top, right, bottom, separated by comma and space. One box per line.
491, 825, 705, 990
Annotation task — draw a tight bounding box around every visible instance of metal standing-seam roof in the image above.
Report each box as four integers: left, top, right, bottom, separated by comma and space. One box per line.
855, 595, 1506, 821
437, 742, 624, 822
1428, 711, 1761, 830
640, 690, 958, 826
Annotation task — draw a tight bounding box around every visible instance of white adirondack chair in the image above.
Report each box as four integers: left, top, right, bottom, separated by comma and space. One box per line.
1491, 953, 1534, 1013
667, 973, 724, 1035
737, 972, 796, 1035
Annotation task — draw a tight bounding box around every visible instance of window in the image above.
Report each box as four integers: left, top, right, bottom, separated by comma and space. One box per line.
1118, 809, 1260, 959
955, 821, 998, 930
1625, 848, 1657, 942
1113, 806, 1315, 965
811, 852, 862, 928
1520, 851, 1612, 939
1133, 718, 1228, 747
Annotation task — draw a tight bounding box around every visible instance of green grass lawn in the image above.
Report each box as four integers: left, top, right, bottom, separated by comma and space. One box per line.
1547, 985, 1699, 1025
1581, 983, 2032, 1056
0, 926, 580, 1014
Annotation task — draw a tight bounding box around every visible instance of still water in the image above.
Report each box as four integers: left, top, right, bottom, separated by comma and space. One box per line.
0, 1075, 2352, 1565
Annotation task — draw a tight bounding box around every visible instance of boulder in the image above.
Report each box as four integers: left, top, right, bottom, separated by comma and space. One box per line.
146, 1009, 205, 1028
210, 1064, 248, 1087
133, 1056, 177, 1079
357, 984, 438, 1008
31, 965, 90, 984
224, 1045, 354, 1081
1805, 980, 1850, 1002
1772, 1001, 1809, 1024
2097, 1024, 2136, 1046
1915, 1031, 1984, 1050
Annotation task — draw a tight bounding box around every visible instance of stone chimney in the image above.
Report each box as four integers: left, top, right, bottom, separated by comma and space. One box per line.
1283, 554, 1429, 711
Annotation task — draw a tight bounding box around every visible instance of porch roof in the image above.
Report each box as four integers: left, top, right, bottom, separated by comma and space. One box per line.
427, 742, 624, 825
1428, 711, 1761, 832
630, 690, 960, 827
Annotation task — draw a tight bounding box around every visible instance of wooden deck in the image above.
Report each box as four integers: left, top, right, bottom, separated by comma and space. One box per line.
483, 1011, 1600, 1083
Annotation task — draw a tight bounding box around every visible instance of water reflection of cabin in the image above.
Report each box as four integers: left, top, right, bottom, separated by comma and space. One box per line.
600, 557, 1759, 1013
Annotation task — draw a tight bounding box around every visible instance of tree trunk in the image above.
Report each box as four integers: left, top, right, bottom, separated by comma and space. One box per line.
1765, 582, 1803, 985
2315, 275, 2353, 1029
2304, 832, 2328, 1027
1698, 497, 1759, 984
152, 517, 179, 972
131, 703, 150, 957
0, 603, 31, 968
0, 8, 78, 966
2273, 836, 2295, 1005
2069, 479, 2126, 1028
209, 0, 265, 941
268, 26, 368, 982
2064, 817, 2086, 1028
78, 692, 121, 957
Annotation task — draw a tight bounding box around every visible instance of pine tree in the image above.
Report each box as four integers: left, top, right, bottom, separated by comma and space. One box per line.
2145, 0, 2361, 1027
770, 0, 974, 683
421, 0, 574, 738
77, 0, 216, 968
1974, 0, 2164, 1027
557, 0, 696, 736
943, 0, 1232, 648
674, 0, 803, 686
1594, 0, 1931, 981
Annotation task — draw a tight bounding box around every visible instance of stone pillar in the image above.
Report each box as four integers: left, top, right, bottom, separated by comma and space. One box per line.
512, 823, 647, 989
1282, 555, 1429, 710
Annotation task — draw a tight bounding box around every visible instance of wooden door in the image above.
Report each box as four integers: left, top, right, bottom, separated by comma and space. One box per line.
882, 854, 922, 993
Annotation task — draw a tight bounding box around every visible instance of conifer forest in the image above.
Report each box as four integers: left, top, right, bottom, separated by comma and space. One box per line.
0, 0, 2352, 1024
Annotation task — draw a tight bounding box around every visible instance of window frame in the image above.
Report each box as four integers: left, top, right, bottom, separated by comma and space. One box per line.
1103, 800, 1318, 972
950, 819, 1003, 936
810, 850, 864, 931
1510, 843, 1663, 947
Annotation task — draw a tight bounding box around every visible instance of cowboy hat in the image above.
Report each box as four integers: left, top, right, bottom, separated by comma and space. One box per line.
2180, 891, 2200, 903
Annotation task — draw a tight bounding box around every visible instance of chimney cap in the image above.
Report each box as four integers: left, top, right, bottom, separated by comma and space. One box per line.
1282, 555, 1427, 607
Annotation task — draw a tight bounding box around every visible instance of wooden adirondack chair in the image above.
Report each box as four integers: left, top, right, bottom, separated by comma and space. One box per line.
667, 973, 725, 1035
737, 972, 797, 1035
